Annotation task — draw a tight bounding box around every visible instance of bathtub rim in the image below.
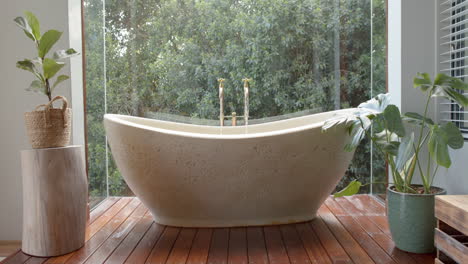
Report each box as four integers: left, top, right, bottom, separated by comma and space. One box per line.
104, 108, 356, 140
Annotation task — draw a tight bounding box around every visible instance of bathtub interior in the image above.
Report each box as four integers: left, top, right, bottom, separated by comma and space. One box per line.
105, 108, 356, 136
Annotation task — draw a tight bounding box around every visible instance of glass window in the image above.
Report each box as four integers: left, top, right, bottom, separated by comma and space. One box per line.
84, 0, 387, 203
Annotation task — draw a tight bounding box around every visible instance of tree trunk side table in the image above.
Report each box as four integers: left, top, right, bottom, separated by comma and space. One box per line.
21, 145, 88, 257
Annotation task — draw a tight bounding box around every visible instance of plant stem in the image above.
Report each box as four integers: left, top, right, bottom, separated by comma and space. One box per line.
412, 94, 432, 193
360, 120, 405, 192
430, 164, 440, 188
45, 79, 52, 101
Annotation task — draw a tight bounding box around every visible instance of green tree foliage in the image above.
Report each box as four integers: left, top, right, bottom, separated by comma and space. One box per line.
84, 0, 387, 199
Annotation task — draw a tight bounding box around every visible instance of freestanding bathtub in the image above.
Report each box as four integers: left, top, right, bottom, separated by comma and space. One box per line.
104, 109, 355, 227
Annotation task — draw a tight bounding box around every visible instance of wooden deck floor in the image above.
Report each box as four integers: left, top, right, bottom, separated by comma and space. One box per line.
1, 195, 435, 264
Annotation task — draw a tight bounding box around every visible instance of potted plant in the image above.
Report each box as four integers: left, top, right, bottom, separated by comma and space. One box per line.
323, 73, 468, 253
14, 11, 78, 148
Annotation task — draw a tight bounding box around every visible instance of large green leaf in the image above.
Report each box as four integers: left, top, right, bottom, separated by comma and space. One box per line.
447, 76, 468, 91
322, 109, 372, 132
16, 59, 44, 82
358, 93, 391, 113
333, 180, 362, 198
52, 75, 69, 90
442, 86, 468, 107
43, 58, 65, 79
13, 16, 35, 41
16, 59, 37, 74
433, 73, 451, 86
373, 129, 399, 144
38, 30, 63, 58
26, 80, 45, 94
53, 48, 79, 60
403, 112, 434, 126
434, 73, 468, 90
428, 125, 451, 168
24, 11, 40, 41
342, 114, 375, 152
429, 73, 468, 107
443, 122, 464, 149
413, 72, 432, 91
344, 121, 366, 152
381, 141, 400, 156
395, 132, 415, 172
383, 105, 405, 137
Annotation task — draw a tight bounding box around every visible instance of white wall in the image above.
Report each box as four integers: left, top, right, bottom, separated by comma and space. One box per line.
0, 0, 74, 240
388, 0, 468, 194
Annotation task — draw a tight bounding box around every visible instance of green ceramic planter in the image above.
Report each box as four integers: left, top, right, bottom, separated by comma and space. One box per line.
387, 185, 446, 254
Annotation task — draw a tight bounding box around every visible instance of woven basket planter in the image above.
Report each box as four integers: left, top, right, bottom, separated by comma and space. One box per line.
24, 96, 72, 149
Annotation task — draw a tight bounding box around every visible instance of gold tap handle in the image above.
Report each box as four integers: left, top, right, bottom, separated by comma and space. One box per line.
242, 78, 252, 88
218, 78, 225, 88
231, 112, 237, 126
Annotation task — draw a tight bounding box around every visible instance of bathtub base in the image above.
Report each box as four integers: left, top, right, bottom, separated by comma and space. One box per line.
149, 212, 318, 228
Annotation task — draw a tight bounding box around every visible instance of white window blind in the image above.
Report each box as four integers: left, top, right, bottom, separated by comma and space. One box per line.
440, 0, 468, 139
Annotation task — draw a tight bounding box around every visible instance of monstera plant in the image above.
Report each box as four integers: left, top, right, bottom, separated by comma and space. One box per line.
322, 72, 468, 253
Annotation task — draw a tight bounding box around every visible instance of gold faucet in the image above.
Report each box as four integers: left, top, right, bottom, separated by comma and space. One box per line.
242, 78, 251, 125
218, 78, 251, 126
218, 78, 225, 126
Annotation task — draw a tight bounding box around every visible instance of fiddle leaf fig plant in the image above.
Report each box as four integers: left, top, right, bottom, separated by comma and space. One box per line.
323, 73, 468, 196
14, 11, 78, 101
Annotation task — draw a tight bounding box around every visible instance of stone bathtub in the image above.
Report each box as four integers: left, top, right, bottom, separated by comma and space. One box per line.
104, 109, 355, 227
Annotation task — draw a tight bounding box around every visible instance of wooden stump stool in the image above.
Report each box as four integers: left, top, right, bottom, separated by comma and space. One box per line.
21, 145, 88, 257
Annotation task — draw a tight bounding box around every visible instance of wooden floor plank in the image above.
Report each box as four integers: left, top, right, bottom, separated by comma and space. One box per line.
350, 196, 386, 216
83, 203, 148, 263
365, 214, 435, 264
207, 228, 229, 264
90, 197, 121, 224
367, 215, 392, 237
336, 216, 397, 264
295, 223, 332, 264
330, 197, 419, 264
246, 227, 269, 264
125, 223, 165, 264
263, 226, 290, 264
328, 198, 382, 234
341, 196, 380, 216
24, 257, 47, 264
165, 228, 197, 264
4, 195, 436, 264
340, 199, 434, 264
332, 197, 365, 216
62, 198, 141, 263
1, 250, 30, 264
44, 197, 134, 264
0, 241, 22, 257
145, 227, 180, 264
280, 225, 310, 264
371, 233, 420, 264
86, 197, 137, 239
228, 228, 248, 264
104, 212, 154, 264
318, 205, 375, 264
185, 229, 213, 264
309, 217, 352, 264
16, 199, 124, 264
